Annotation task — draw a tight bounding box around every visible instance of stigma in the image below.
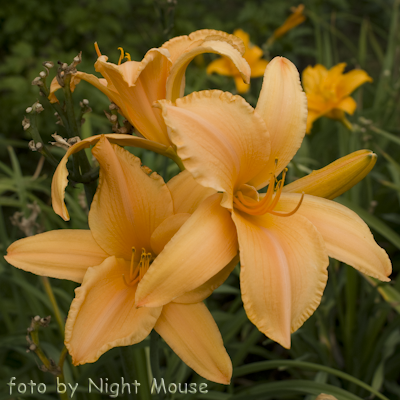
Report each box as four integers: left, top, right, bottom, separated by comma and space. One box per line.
123, 248, 152, 287
233, 166, 304, 217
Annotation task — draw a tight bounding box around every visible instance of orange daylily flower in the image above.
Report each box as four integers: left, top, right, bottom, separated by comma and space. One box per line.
135, 57, 391, 348
50, 30, 250, 148
6, 136, 238, 384
272, 4, 306, 40
207, 29, 268, 93
302, 63, 373, 133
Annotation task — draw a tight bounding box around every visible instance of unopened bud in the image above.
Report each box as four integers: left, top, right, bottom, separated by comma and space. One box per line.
74, 56, 80, 63
32, 77, 43, 86
62, 63, 68, 70
109, 103, 119, 111
39, 71, 47, 78
29, 344, 37, 351
34, 315, 41, 322
23, 123, 30, 131
35, 103, 44, 113
43, 61, 54, 69
68, 137, 81, 146
26, 107, 33, 114
83, 99, 89, 105
28, 140, 37, 151
36, 142, 43, 150
110, 114, 118, 122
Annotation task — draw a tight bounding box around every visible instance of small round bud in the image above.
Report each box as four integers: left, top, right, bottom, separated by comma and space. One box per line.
82, 99, 89, 105
62, 63, 68, 70
29, 344, 37, 351
43, 61, 54, 68
39, 71, 47, 78
34, 315, 41, 322
74, 56, 80, 63
23, 123, 31, 131
32, 77, 43, 86
54, 112, 58, 116
109, 103, 119, 111
28, 140, 36, 151
110, 115, 118, 122
36, 142, 43, 150
26, 107, 33, 113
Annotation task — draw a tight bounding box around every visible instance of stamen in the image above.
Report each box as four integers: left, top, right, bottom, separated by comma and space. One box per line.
117, 48, 131, 65
269, 192, 305, 217
94, 42, 102, 58
118, 47, 124, 65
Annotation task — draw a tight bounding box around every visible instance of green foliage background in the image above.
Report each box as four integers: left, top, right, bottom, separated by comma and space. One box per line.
0, 0, 399, 399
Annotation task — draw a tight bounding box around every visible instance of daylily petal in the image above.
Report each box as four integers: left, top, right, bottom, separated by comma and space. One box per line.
158, 90, 270, 209
232, 210, 328, 348
250, 59, 269, 77
166, 170, 216, 214
65, 256, 162, 365
155, 302, 232, 384
302, 64, 328, 93
234, 75, 250, 93
206, 57, 234, 76
283, 150, 377, 199
276, 193, 392, 281
335, 96, 357, 115
150, 213, 191, 255
253, 57, 308, 189
306, 109, 322, 133
51, 134, 172, 221
89, 137, 173, 259
245, 45, 264, 68
136, 194, 238, 308
325, 63, 346, 86
174, 255, 239, 304
166, 40, 251, 101
336, 69, 373, 99
233, 29, 250, 48
93, 49, 172, 146
162, 29, 246, 63
48, 75, 81, 104
5, 230, 108, 283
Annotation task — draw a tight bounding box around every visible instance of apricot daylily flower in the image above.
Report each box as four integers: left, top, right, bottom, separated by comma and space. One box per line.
5, 136, 239, 384
50, 30, 250, 148
302, 63, 373, 133
135, 57, 391, 348
207, 29, 269, 93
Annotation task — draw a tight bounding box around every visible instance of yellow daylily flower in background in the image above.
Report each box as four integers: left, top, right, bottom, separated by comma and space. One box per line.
271, 4, 306, 41
49, 30, 250, 148
6, 136, 239, 384
302, 63, 373, 133
135, 57, 391, 349
207, 29, 269, 93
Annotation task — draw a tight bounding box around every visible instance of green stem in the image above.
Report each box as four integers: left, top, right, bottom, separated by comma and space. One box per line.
41, 277, 65, 336
63, 74, 98, 206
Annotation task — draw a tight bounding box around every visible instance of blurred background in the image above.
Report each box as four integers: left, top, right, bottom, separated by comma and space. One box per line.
1, 0, 399, 399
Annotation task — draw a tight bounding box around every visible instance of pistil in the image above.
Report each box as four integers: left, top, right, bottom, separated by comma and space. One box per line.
233, 167, 304, 217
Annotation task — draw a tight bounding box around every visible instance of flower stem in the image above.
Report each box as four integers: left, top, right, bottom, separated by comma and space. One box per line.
41, 276, 65, 336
